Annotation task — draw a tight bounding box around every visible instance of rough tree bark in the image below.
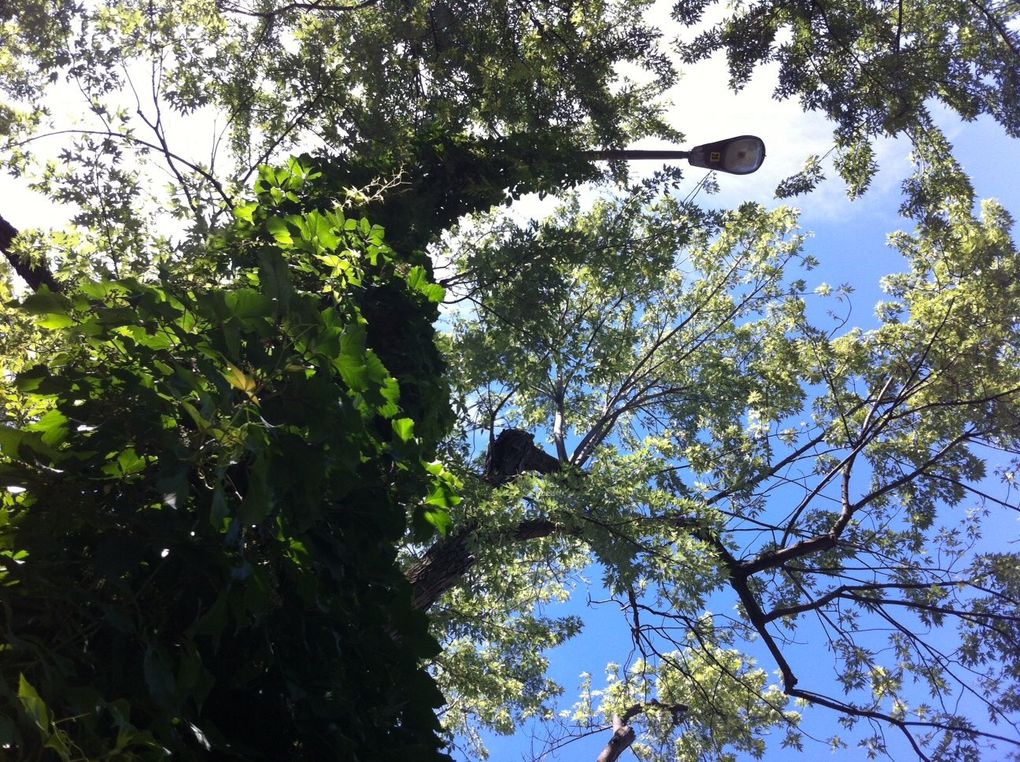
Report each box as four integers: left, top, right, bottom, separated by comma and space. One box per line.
409, 523, 479, 611
408, 517, 560, 611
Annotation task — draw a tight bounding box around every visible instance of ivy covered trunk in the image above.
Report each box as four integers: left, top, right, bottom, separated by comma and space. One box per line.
0, 161, 458, 760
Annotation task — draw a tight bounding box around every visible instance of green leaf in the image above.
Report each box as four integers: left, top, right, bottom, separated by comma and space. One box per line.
338, 322, 368, 392
226, 288, 274, 319
19, 289, 71, 316
0, 426, 58, 460
37, 313, 75, 329
18, 289, 75, 329
238, 452, 272, 525
266, 216, 293, 246
775, 155, 825, 198
18, 673, 50, 731
307, 210, 340, 250
392, 417, 415, 442
257, 248, 293, 309
191, 594, 230, 654
406, 265, 445, 302
224, 362, 257, 397
379, 376, 401, 418
425, 479, 460, 510
422, 506, 452, 535
30, 409, 69, 446
143, 645, 177, 707
180, 401, 208, 432
210, 486, 228, 529
12, 365, 50, 393
102, 448, 148, 477
80, 280, 130, 300
234, 201, 258, 222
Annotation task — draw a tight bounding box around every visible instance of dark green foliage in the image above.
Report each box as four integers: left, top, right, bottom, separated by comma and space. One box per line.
774, 154, 826, 198
307, 129, 602, 258
0, 159, 455, 760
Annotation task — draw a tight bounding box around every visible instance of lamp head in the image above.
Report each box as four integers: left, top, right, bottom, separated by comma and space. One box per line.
687, 135, 766, 175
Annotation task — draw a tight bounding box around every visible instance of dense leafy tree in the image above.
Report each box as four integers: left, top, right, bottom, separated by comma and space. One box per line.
0, 0, 674, 260
1, 1, 1019, 761
0, 160, 459, 759
428, 172, 1020, 760
679, 0, 1019, 136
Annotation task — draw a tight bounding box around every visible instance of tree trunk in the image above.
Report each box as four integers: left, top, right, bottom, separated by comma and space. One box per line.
483, 428, 560, 485
408, 524, 478, 611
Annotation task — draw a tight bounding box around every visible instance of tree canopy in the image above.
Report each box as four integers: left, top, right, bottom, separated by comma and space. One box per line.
0, 156, 466, 760
1, 1, 1019, 760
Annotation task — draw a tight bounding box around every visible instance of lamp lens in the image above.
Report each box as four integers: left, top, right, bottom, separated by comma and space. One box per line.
723, 138, 765, 174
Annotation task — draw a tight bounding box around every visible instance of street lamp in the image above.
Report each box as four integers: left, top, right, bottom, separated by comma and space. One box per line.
587, 135, 766, 175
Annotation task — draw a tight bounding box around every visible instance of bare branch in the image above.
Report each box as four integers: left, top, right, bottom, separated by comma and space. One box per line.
216, 0, 380, 19
14, 129, 234, 209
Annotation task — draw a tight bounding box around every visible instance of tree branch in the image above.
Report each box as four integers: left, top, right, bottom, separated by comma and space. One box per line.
595, 717, 636, 762
14, 129, 233, 209
407, 517, 563, 611
595, 700, 688, 762
0, 213, 61, 293
216, 0, 380, 18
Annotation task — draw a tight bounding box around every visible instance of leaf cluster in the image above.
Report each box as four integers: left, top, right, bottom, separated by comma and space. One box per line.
676, 0, 1020, 194
0, 159, 457, 760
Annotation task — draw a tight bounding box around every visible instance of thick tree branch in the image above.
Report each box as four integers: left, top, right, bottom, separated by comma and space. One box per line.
553, 381, 569, 463
408, 524, 477, 612
409, 430, 566, 610
483, 428, 560, 485
595, 700, 687, 762
0, 213, 61, 293
408, 517, 562, 611
595, 716, 636, 762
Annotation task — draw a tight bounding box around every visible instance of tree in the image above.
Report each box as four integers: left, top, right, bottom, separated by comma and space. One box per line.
0, 0, 674, 262
428, 180, 1020, 760
677, 0, 1020, 199
1, 1, 1019, 760
0, 159, 461, 759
